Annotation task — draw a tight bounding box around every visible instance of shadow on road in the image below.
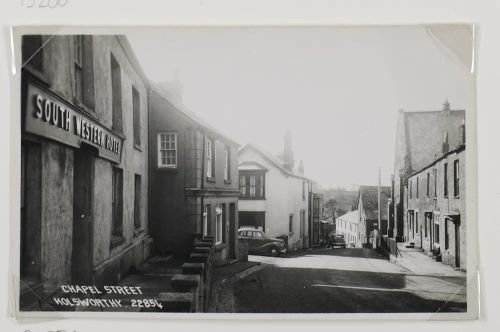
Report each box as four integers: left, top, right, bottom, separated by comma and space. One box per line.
233, 265, 466, 313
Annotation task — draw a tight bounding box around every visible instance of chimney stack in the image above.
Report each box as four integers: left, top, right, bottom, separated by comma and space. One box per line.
443, 99, 450, 112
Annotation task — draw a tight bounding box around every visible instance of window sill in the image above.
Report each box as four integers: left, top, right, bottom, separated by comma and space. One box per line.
239, 196, 266, 200
206, 177, 216, 183
110, 235, 125, 249
454, 195, 460, 199
157, 166, 178, 172
224, 179, 232, 185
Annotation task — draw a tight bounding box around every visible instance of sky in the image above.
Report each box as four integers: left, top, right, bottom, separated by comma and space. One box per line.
127, 26, 473, 189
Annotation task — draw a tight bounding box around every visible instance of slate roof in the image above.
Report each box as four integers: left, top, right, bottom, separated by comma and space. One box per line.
336, 210, 360, 224
402, 109, 465, 173
149, 82, 239, 146
358, 186, 391, 220
238, 144, 310, 181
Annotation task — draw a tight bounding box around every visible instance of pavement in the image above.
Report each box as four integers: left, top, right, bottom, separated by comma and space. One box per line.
208, 260, 263, 313
210, 247, 467, 313
395, 243, 466, 277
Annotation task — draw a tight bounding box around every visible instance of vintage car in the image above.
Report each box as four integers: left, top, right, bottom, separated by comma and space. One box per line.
329, 233, 347, 249
238, 228, 287, 256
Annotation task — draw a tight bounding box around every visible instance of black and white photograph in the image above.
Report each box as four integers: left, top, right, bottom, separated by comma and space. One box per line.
16, 25, 477, 317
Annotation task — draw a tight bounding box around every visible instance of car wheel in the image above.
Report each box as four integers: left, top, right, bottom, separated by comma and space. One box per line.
269, 246, 279, 256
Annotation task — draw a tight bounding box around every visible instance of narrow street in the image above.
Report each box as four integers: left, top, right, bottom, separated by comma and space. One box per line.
222, 248, 466, 313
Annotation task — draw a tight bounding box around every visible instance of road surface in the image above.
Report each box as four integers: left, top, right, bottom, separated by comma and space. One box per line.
231, 248, 466, 313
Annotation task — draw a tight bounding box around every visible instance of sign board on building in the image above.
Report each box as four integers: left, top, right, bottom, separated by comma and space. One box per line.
24, 80, 123, 164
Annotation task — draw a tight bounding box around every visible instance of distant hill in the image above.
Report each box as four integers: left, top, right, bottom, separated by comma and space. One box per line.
318, 188, 359, 219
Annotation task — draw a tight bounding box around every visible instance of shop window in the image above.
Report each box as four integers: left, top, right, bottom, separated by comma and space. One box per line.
157, 132, 177, 168
111, 53, 123, 133
134, 174, 142, 230
132, 86, 141, 146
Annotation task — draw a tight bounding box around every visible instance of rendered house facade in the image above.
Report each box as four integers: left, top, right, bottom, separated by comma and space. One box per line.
20, 35, 150, 309
238, 141, 310, 251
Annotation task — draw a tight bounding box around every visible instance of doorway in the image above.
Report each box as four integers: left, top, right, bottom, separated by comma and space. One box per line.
454, 217, 461, 268
72, 145, 95, 284
20, 142, 42, 282
229, 203, 236, 259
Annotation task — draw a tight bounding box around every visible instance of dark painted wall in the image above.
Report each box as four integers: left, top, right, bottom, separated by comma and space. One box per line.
149, 89, 240, 258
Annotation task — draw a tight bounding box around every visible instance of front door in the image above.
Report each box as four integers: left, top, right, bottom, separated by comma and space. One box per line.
229, 203, 236, 259
72, 145, 94, 284
455, 219, 460, 268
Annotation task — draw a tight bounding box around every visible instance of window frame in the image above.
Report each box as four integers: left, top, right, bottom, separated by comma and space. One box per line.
73, 35, 95, 111
74, 35, 84, 103
224, 145, 230, 181
239, 175, 247, 196
453, 159, 460, 198
426, 172, 430, 197
216, 205, 223, 245
289, 214, 294, 235
249, 175, 256, 197
206, 138, 215, 179
134, 174, 142, 231
239, 172, 266, 199
444, 162, 449, 198
110, 53, 123, 133
132, 85, 141, 147
203, 204, 210, 237
416, 177, 419, 199
445, 217, 450, 250
157, 132, 178, 168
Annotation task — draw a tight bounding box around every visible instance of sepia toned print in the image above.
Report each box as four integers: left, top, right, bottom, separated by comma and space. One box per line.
18, 27, 474, 316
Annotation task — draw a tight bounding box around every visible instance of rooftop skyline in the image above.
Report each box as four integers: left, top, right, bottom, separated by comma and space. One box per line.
126, 25, 474, 188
